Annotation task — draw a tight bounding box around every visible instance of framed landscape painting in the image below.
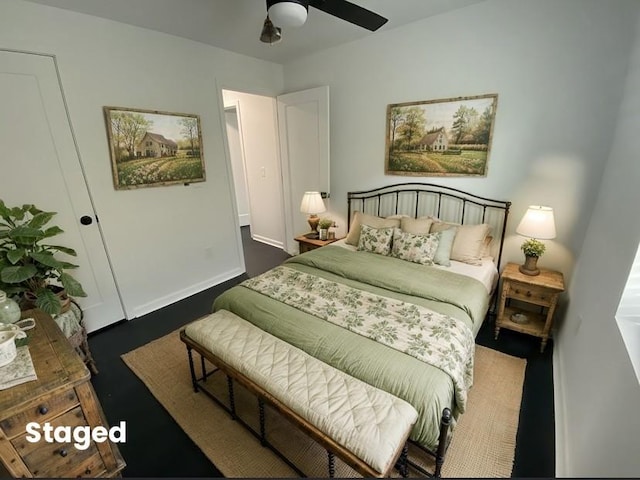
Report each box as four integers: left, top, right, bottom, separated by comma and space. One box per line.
104, 106, 205, 189
385, 94, 498, 177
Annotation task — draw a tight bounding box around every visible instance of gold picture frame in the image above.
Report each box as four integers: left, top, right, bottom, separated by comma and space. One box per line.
385, 94, 498, 177
104, 106, 205, 190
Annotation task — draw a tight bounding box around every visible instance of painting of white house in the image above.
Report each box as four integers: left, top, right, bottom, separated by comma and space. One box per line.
385, 94, 498, 177
104, 107, 205, 189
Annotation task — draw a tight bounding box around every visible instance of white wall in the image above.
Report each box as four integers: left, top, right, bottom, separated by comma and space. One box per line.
0, 0, 284, 318
223, 90, 285, 248
283, 0, 639, 284
554, 9, 640, 477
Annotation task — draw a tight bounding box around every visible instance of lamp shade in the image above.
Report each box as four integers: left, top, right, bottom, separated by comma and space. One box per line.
260, 16, 282, 44
267, 0, 308, 28
516, 205, 556, 239
300, 191, 325, 215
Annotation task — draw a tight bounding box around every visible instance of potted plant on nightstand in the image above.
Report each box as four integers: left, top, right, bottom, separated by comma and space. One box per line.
520, 238, 546, 276
0, 200, 87, 315
318, 218, 333, 241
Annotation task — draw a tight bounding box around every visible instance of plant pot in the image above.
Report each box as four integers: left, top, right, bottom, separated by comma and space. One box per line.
519, 255, 540, 276
319, 228, 328, 240
22, 287, 71, 314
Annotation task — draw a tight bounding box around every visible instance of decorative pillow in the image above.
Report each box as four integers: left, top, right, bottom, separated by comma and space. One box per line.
430, 222, 490, 266
480, 236, 494, 259
400, 217, 433, 235
357, 224, 394, 255
390, 229, 440, 265
345, 212, 401, 246
432, 227, 458, 267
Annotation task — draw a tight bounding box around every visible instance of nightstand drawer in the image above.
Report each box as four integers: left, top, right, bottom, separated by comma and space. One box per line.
507, 281, 554, 306
0, 388, 80, 439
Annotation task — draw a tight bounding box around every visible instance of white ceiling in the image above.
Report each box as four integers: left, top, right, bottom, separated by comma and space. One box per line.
24, 0, 486, 64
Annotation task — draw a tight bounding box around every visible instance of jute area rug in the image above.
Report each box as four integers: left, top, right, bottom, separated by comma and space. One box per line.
123, 330, 526, 478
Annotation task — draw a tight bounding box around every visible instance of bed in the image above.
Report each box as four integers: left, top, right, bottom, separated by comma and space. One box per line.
213, 183, 511, 473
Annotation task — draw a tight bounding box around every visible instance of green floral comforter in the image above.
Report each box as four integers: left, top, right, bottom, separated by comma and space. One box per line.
213, 245, 490, 449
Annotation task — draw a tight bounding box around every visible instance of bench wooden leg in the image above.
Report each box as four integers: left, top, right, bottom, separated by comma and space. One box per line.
258, 398, 267, 446
227, 375, 237, 420
327, 450, 335, 478
186, 345, 199, 393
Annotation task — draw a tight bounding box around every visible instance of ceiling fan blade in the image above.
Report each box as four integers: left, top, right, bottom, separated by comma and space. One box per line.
309, 0, 388, 31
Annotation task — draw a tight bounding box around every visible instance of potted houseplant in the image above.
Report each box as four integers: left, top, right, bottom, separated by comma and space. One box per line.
519, 238, 546, 276
318, 218, 333, 241
0, 200, 87, 315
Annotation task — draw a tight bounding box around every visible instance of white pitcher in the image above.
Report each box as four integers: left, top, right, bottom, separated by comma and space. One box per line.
0, 324, 28, 367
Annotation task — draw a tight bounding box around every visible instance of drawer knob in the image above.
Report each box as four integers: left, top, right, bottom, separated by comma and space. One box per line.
85, 469, 92, 475
526, 291, 532, 297
38, 405, 48, 415
59, 448, 68, 457
515, 289, 520, 294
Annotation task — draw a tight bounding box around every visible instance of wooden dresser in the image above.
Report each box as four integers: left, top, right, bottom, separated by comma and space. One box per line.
0, 310, 125, 478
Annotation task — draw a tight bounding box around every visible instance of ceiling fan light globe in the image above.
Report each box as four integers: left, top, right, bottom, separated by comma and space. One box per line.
268, 1, 308, 28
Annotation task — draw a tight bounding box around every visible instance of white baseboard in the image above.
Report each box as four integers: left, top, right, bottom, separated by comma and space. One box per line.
129, 267, 245, 319
251, 234, 284, 250
553, 346, 570, 477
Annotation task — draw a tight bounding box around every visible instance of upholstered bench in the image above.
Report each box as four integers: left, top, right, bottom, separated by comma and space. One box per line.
180, 309, 419, 478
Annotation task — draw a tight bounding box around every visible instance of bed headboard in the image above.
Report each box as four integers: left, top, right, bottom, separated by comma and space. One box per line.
347, 182, 511, 267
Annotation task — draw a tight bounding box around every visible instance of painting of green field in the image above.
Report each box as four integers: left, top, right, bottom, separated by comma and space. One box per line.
387, 150, 487, 175
116, 156, 204, 187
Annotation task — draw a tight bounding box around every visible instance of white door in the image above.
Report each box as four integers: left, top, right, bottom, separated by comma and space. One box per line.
277, 86, 330, 255
225, 105, 251, 227
0, 50, 124, 332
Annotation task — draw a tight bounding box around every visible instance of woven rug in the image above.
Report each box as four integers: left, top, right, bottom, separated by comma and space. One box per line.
123, 330, 526, 478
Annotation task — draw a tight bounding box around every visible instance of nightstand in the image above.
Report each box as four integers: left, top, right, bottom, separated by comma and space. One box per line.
494, 262, 565, 352
294, 235, 341, 253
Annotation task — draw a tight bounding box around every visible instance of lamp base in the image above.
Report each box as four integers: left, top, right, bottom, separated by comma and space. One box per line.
519, 255, 540, 276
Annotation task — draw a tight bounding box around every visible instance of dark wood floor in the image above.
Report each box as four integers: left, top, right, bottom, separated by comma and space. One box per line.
89, 226, 554, 477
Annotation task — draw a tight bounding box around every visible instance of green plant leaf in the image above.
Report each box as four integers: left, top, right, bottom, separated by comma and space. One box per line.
6, 248, 26, 265
60, 272, 87, 297
1, 264, 37, 283
43, 245, 78, 256
34, 288, 62, 315
0, 229, 10, 239
58, 261, 79, 270
29, 251, 64, 269
0, 200, 11, 221
9, 226, 42, 245
42, 226, 64, 238
28, 211, 55, 230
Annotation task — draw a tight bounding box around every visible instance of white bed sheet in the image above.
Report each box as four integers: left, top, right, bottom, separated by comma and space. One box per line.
329, 239, 498, 294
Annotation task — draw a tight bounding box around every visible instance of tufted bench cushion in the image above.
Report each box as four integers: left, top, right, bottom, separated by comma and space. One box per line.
184, 309, 418, 476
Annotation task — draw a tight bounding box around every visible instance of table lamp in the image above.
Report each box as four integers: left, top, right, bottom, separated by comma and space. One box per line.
516, 205, 556, 275
300, 191, 326, 239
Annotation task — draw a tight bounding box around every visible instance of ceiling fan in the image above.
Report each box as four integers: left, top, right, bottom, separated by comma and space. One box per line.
260, 0, 388, 44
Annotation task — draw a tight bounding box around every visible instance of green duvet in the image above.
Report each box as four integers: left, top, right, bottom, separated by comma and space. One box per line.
213, 245, 489, 450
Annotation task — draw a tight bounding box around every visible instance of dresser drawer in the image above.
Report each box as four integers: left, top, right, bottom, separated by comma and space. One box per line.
507, 281, 554, 305
11, 406, 106, 478
0, 388, 79, 439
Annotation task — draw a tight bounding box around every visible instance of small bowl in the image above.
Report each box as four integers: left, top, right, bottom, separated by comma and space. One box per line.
510, 313, 529, 324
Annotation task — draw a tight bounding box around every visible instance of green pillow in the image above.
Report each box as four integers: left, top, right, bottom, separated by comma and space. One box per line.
432, 227, 458, 266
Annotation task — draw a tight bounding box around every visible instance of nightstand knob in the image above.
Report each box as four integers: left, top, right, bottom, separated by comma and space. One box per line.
38, 405, 48, 415
59, 448, 68, 457
515, 289, 520, 294
526, 291, 532, 297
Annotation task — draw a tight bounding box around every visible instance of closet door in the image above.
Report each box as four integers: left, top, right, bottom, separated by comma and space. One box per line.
0, 50, 124, 332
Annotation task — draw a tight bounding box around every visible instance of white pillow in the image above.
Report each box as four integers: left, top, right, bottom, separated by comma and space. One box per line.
357, 224, 394, 256
345, 212, 401, 246
431, 222, 490, 266
391, 229, 440, 265
400, 217, 433, 235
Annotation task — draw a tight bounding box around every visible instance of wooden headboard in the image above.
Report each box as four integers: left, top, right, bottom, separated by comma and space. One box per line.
347, 183, 511, 267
